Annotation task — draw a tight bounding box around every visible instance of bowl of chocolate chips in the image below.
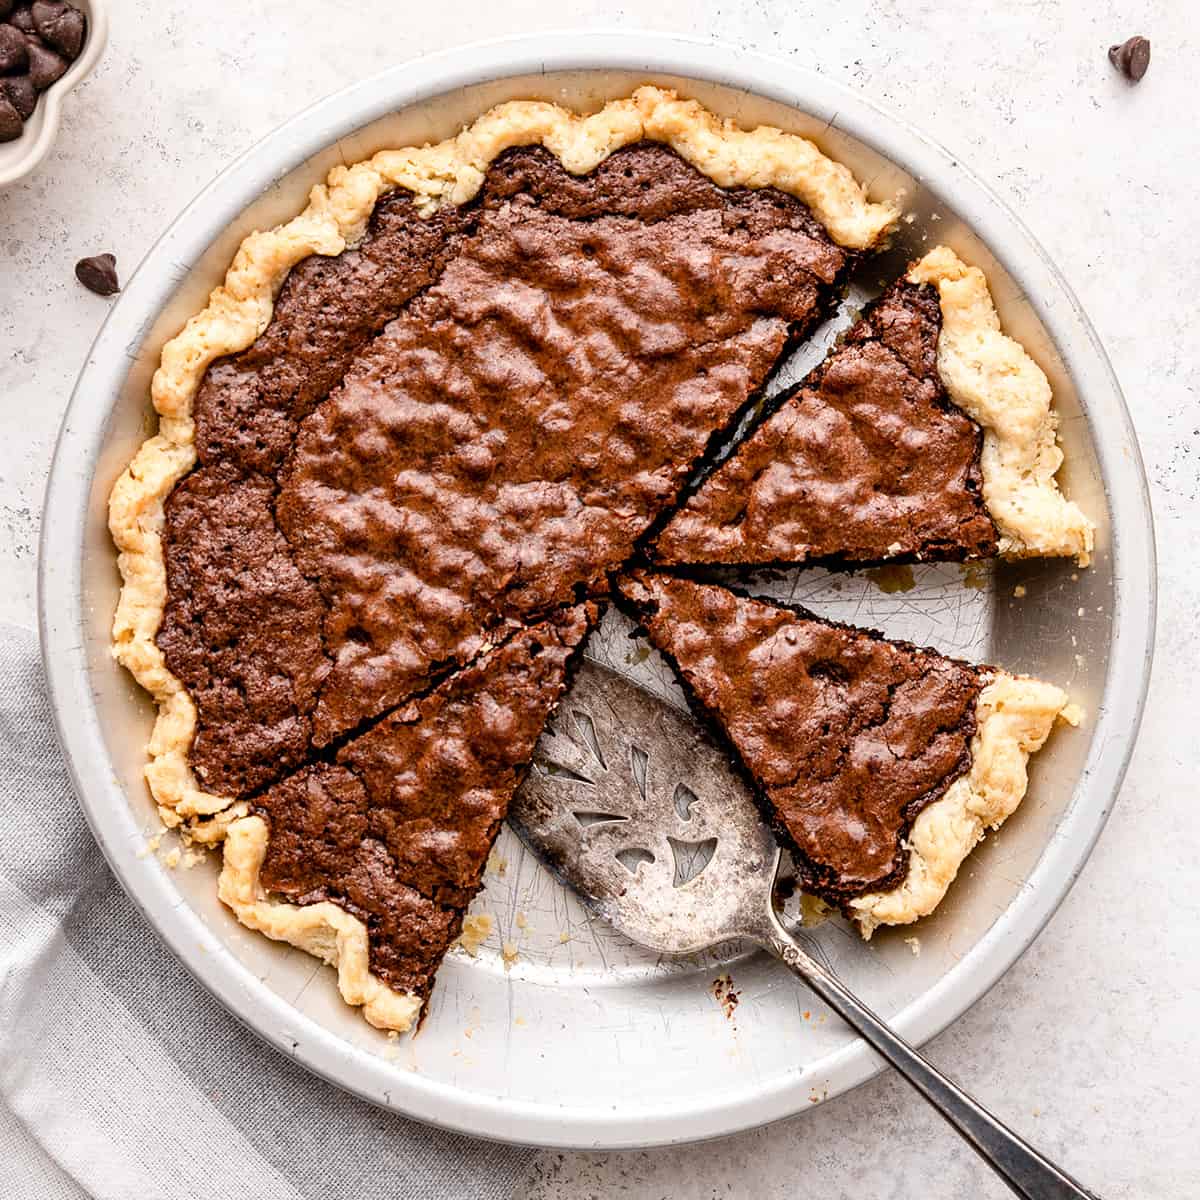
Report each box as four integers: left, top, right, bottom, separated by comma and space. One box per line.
0, 0, 105, 185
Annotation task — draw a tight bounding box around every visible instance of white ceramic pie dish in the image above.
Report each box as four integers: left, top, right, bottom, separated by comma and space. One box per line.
0, 0, 107, 186
38, 32, 1155, 1149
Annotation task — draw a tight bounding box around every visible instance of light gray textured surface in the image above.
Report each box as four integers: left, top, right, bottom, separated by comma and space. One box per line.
0, 1, 1193, 1197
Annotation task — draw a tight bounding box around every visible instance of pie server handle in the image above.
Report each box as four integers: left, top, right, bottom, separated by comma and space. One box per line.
755, 907, 1103, 1200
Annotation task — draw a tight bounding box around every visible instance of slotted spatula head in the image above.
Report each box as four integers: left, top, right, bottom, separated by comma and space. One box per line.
509, 657, 781, 956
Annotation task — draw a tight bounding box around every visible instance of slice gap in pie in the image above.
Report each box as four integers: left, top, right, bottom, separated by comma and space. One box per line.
617, 570, 1075, 936
650, 246, 1094, 571
217, 603, 596, 1031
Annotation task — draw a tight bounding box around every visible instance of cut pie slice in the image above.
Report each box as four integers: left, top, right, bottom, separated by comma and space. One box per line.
650, 246, 1094, 570
618, 571, 1072, 935
217, 603, 595, 1031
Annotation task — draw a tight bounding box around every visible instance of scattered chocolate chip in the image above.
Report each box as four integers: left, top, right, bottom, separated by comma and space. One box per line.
7, 4, 34, 33
0, 21, 29, 72
25, 34, 66, 89
1109, 35, 1151, 82
0, 72, 35, 118
31, 0, 83, 58
75, 253, 120, 296
0, 93, 21, 141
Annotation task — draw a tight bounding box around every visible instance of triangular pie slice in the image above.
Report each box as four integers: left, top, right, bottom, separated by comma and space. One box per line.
618, 571, 1072, 935
651, 246, 1093, 570
217, 603, 595, 1030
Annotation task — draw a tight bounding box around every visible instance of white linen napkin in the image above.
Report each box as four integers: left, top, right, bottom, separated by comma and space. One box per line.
0, 623, 535, 1200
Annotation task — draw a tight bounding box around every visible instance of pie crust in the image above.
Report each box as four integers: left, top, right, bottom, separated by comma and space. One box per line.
908, 246, 1094, 564
219, 814, 423, 1030
849, 672, 1072, 935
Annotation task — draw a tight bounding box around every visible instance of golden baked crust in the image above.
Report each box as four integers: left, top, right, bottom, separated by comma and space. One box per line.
218, 816, 423, 1032
909, 246, 1095, 565
849, 672, 1074, 936
108, 85, 898, 829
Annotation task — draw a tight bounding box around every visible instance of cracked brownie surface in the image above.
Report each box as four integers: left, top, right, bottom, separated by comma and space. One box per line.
619, 571, 984, 900
652, 280, 999, 568
157, 463, 328, 798
160, 141, 850, 786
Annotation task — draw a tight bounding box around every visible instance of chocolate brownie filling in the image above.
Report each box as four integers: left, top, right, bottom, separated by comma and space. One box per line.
157, 464, 327, 796
254, 605, 595, 998
160, 141, 850, 790
652, 280, 999, 567
618, 572, 984, 901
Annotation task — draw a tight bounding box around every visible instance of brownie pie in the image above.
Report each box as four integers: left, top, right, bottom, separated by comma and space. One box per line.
161, 140, 852, 802
652, 247, 1095, 569
218, 607, 594, 1027
108, 88, 1085, 1029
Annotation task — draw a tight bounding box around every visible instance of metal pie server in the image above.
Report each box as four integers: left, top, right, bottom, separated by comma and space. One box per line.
510, 658, 1101, 1200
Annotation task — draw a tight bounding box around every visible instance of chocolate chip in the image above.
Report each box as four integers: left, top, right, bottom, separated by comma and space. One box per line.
25, 34, 66, 89
0, 94, 21, 141
1109, 35, 1151, 82
0, 22, 29, 72
75, 253, 120, 296
31, 0, 84, 59
7, 4, 34, 33
0, 72, 35, 118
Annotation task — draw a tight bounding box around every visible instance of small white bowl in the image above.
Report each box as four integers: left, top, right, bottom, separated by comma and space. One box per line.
0, 0, 107, 186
